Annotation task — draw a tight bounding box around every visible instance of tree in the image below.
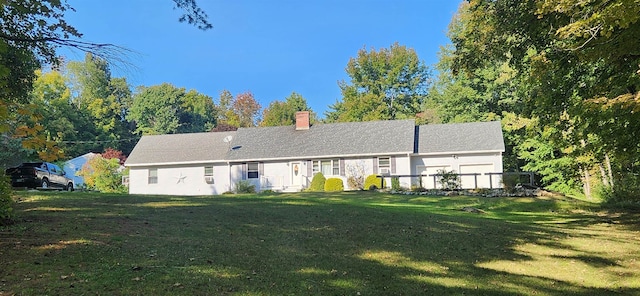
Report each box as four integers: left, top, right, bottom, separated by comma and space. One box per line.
260, 92, 313, 126
28, 70, 98, 158
102, 147, 127, 165
444, 0, 640, 200
215, 90, 240, 128
78, 155, 127, 193
325, 43, 431, 122
66, 53, 135, 152
128, 83, 216, 135
233, 91, 261, 127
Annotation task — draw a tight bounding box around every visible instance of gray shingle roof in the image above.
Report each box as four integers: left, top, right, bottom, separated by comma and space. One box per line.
416, 121, 504, 154
125, 120, 505, 166
125, 131, 236, 166
226, 119, 416, 161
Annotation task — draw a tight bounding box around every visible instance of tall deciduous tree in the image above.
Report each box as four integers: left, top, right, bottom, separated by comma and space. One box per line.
66, 53, 135, 152
128, 83, 216, 135
233, 91, 261, 128
326, 42, 431, 122
260, 92, 313, 127
28, 70, 98, 158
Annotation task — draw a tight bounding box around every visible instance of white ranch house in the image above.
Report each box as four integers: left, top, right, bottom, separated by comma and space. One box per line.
125, 112, 505, 195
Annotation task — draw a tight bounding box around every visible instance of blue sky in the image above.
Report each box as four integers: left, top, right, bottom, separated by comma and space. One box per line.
62, 0, 462, 118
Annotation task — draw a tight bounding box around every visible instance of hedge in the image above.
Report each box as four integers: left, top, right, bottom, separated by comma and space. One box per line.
364, 174, 385, 190
324, 178, 344, 192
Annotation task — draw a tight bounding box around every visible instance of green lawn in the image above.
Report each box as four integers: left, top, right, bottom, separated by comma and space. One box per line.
1, 191, 639, 295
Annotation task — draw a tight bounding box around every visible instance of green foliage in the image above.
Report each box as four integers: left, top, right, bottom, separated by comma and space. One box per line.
601, 174, 640, 205
443, 0, 640, 200
78, 156, 127, 193
326, 42, 431, 122
0, 173, 14, 224
308, 172, 326, 192
501, 174, 520, 193
260, 92, 314, 127
128, 83, 216, 135
436, 169, 460, 190
364, 174, 384, 190
324, 178, 344, 192
391, 177, 401, 191
233, 180, 256, 194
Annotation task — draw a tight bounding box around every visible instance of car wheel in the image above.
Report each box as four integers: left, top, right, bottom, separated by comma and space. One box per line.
41, 178, 49, 189
66, 183, 74, 192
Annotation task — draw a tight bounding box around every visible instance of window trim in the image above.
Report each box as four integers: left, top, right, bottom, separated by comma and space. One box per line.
204, 166, 214, 177
378, 157, 391, 173
312, 159, 340, 176
247, 162, 259, 179
148, 168, 158, 184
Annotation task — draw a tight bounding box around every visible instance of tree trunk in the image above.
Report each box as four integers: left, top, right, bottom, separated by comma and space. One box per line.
582, 167, 592, 200
605, 153, 614, 189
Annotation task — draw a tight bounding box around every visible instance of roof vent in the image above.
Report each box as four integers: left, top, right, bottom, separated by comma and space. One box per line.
295, 111, 310, 130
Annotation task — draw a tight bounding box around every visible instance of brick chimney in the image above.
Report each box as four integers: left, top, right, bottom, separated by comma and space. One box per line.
295, 111, 310, 130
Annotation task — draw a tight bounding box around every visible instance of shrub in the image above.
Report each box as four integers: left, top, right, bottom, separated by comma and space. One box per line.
437, 169, 460, 190
502, 173, 520, 193
364, 174, 384, 190
324, 178, 344, 192
346, 162, 365, 190
309, 172, 326, 192
78, 156, 128, 193
601, 174, 640, 205
234, 180, 256, 194
0, 174, 14, 225
391, 177, 400, 191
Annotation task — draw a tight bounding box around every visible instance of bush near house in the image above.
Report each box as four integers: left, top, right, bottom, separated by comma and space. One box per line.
437, 169, 461, 190
234, 180, 256, 194
391, 177, 401, 191
364, 174, 384, 190
324, 178, 344, 192
308, 172, 326, 192
78, 156, 127, 193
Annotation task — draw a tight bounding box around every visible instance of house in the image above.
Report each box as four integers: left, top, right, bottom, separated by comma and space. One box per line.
125, 112, 505, 196
63, 152, 100, 188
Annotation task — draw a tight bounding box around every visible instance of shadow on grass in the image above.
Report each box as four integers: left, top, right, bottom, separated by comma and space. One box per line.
1, 191, 638, 295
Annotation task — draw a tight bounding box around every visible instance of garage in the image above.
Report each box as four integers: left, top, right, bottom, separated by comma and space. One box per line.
459, 164, 495, 189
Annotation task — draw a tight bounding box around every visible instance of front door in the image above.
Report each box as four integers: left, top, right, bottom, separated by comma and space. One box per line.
291, 162, 302, 187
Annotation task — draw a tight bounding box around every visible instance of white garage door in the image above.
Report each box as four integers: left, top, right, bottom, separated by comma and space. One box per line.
417, 165, 451, 189
459, 164, 494, 189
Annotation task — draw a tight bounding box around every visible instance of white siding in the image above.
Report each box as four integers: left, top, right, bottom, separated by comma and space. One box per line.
128, 163, 230, 196
410, 152, 503, 189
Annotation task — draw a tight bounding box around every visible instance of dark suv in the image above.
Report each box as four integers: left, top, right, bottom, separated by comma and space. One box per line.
5, 162, 74, 191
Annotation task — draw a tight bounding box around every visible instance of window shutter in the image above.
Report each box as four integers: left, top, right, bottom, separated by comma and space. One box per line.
391, 156, 396, 174
373, 157, 378, 174
307, 160, 312, 176
242, 163, 247, 180
339, 159, 345, 176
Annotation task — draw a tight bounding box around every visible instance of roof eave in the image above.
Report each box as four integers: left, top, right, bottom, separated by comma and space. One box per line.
227, 151, 414, 163
413, 149, 504, 156
125, 159, 227, 167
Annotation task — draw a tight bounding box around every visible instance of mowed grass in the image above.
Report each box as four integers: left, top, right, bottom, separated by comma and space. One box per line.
1, 191, 639, 295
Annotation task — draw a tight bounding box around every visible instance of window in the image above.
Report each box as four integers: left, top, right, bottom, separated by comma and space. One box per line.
204, 166, 214, 176
247, 162, 259, 179
378, 157, 390, 174
313, 159, 340, 175
148, 168, 158, 184
204, 166, 214, 184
